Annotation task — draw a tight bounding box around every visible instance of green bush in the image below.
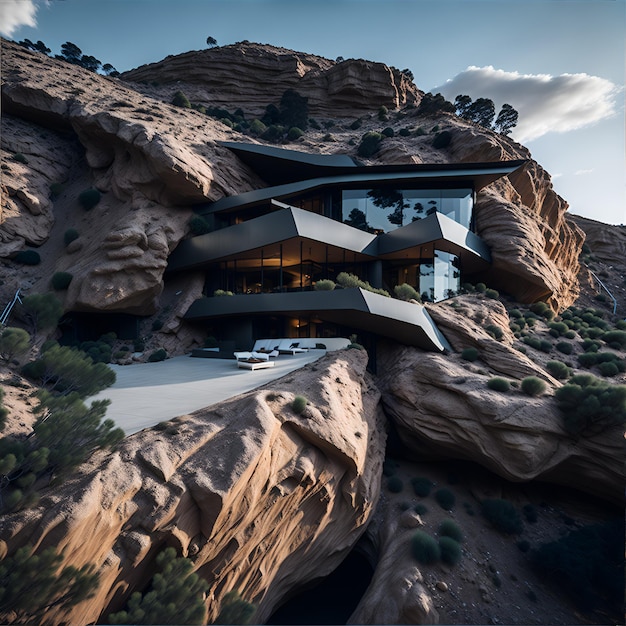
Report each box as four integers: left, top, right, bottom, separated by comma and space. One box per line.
530, 301, 555, 320
485, 324, 504, 340
555, 374, 626, 436
411, 530, 440, 564
248, 119, 267, 136
602, 330, 626, 349
20, 293, 62, 335
482, 498, 523, 534
546, 360, 570, 380
213, 590, 256, 626
357, 131, 384, 158
461, 347, 478, 362
521, 376, 547, 396
378, 105, 388, 121
411, 477, 433, 497
439, 519, 463, 543
487, 377, 510, 392
147, 348, 167, 362
63, 228, 79, 246
414, 503, 428, 515
555, 341, 573, 355
432, 130, 452, 149
213, 289, 234, 296
0, 327, 30, 363
350, 119, 362, 130
171, 90, 191, 108
598, 361, 619, 377
485, 288, 499, 299
475, 282, 487, 293
381, 126, 395, 137
394, 283, 420, 302
434, 488, 456, 511
78, 188, 101, 210
50, 272, 73, 291
398, 127, 411, 137
439, 537, 462, 565
291, 395, 308, 414
387, 475, 404, 493
287, 126, 304, 140
314, 279, 335, 291
12, 152, 29, 164
188, 215, 211, 235
13, 250, 41, 265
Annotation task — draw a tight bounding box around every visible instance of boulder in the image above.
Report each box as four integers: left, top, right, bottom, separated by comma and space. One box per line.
0, 350, 385, 625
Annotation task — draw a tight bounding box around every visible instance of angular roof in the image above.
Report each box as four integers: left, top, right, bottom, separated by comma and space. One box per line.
184, 288, 452, 352
167, 206, 489, 273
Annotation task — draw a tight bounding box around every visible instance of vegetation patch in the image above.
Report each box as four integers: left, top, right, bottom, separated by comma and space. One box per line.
520, 376, 547, 397
481, 498, 523, 534
487, 377, 510, 392
434, 488, 456, 511
411, 530, 440, 564
78, 188, 101, 211
291, 395, 308, 414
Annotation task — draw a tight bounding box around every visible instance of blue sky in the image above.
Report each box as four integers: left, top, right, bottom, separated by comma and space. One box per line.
2, 0, 624, 224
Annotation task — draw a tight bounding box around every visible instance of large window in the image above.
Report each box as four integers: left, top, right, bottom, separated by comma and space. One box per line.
341, 188, 473, 232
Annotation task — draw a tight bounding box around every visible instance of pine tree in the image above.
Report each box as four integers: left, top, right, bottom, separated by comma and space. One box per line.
495, 103, 519, 135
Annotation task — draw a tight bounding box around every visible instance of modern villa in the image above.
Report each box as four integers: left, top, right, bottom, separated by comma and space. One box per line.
167, 142, 526, 358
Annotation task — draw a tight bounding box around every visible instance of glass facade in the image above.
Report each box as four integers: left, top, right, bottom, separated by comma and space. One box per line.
341, 188, 472, 232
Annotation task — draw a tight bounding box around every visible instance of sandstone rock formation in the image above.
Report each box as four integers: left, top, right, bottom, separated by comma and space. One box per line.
377, 296, 622, 505
122, 42, 421, 118
0, 349, 385, 625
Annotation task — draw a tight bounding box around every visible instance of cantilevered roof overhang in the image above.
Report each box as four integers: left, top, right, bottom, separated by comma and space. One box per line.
184, 288, 452, 352
200, 160, 527, 217
167, 205, 377, 272
167, 206, 489, 273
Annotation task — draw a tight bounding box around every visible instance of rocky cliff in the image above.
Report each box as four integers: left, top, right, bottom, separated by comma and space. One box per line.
0, 350, 385, 624
1, 38, 583, 320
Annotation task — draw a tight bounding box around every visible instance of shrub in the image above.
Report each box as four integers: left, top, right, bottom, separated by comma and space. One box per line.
188, 215, 211, 235
314, 279, 335, 291
485, 288, 499, 299
171, 90, 191, 108
151, 319, 164, 331
387, 476, 404, 493
394, 283, 420, 302
20, 293, 62, 334
381, 126, 394, 137
147, 348, 167, 362
213, 591, 256, 626
78, 188, 101, 211
481, 498, 523, 534
415, 126, 427, 136
461, 347, 478, 362
439, 537, 462, 565
521, 376, 547, 396
414, 503, 428, 515
411, 530, 440, 564
485, 324, 504, 340
382, 459, 397, 476
530, 301, 555, 320
291, 395, 308, 414
378, 105, 388, 121
602, 330, 626, 349
599, 361, 619, 377
434, 488, 456, 511
411, 477, 433, 497
13, 250, 41, 265
487, 377, 510, 392
357, 131, 384, 158
546, 360, 570, 380
0, 327, 30, 363
556, 341, 573, 355
63, 228, 79, 246
12, 152, 29, 164
213, 289, 234, 296
248, 119, 267, 136
50, 272, 73, 291
432, 130, 452, 149
399, 127, 411, 137
555, 374, 626, 436
287, 127, 304, 141
439, 519, 463, 543
350, 119, 362, 130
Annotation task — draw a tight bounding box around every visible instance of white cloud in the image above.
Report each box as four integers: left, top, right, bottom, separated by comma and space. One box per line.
433, 66, 622, 143
0, 0, 38, 37
574, 168, 594, 176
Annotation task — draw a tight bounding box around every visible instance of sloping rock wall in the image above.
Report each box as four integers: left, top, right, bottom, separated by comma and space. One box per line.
0, 350, 385, 625
122, 42, 421, 117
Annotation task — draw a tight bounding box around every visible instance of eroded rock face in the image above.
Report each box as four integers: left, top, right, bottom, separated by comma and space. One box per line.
0, 350, 385, 625
377, 297, 622, 504
447, 123, 585, 311
122, 42, 421, 117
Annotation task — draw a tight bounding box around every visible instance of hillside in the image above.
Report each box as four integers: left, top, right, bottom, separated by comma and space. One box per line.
0, 39, 624, 626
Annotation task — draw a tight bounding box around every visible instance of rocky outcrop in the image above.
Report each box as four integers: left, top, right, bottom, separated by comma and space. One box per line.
0, 350, 385, 625
377, 297, 622, 504
446, 123, 585, 311
122, 42, 421, 117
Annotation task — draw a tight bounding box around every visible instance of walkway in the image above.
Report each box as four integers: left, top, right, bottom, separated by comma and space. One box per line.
91, 351, 325, 435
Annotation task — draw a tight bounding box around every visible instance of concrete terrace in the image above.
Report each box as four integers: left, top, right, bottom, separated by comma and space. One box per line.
91, 351, 326, 435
